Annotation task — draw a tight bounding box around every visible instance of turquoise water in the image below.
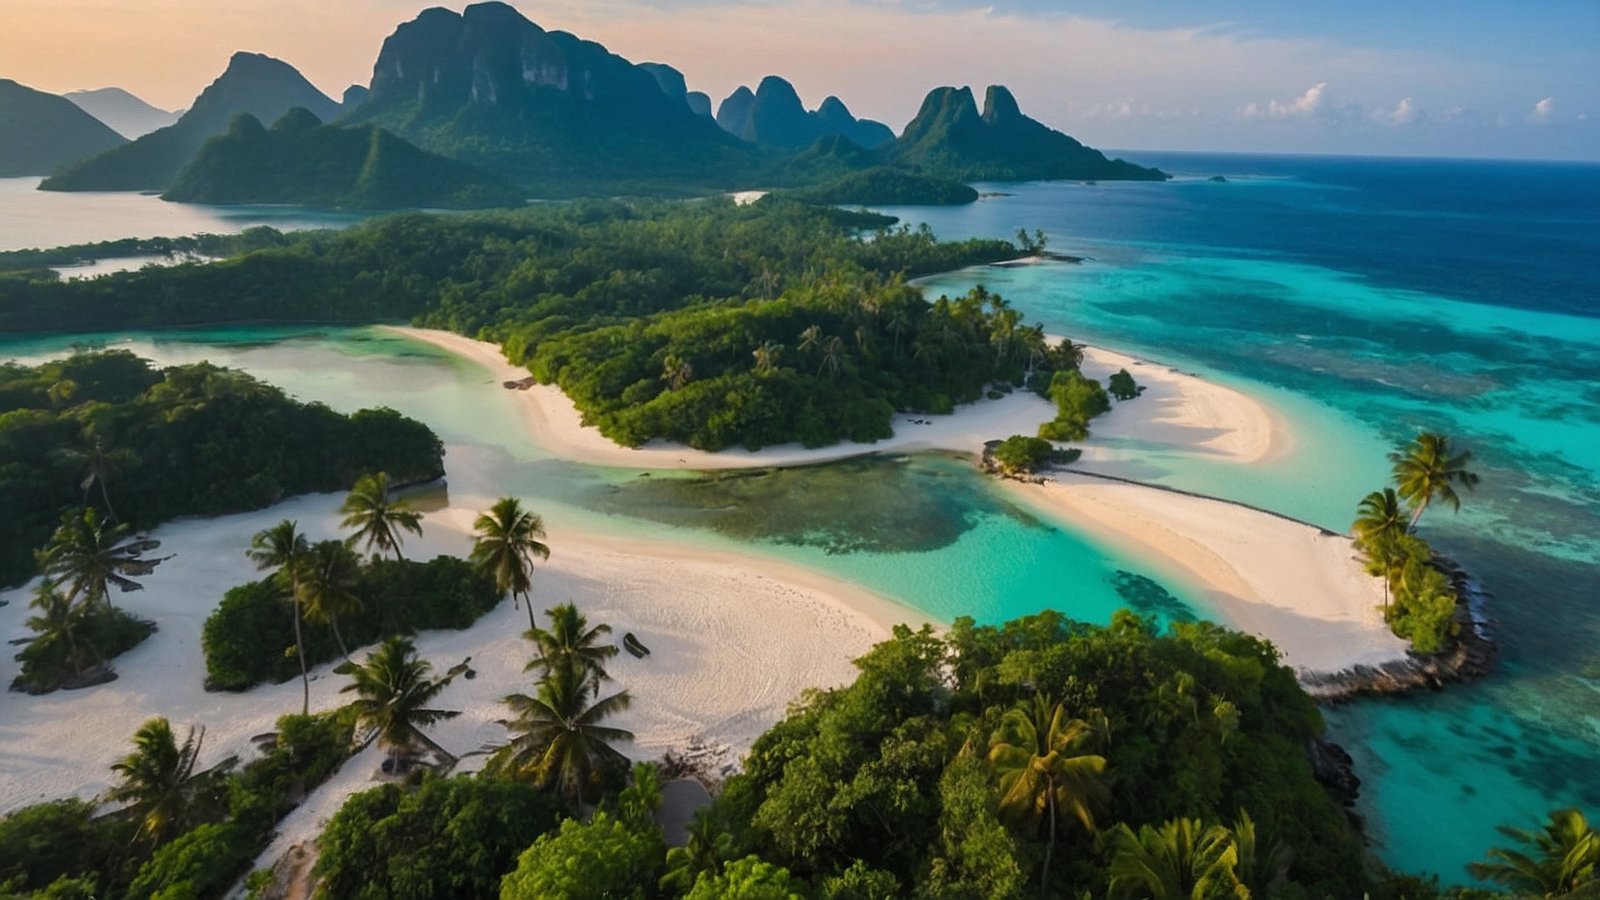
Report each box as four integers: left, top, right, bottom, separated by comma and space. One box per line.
5, 154, 1596, 881
882, 153, 1600, 881
0, 325, 1205, 635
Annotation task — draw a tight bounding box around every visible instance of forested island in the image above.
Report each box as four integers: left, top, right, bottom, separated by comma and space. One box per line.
0, 200, 1065, 451
0, 351, 444, 589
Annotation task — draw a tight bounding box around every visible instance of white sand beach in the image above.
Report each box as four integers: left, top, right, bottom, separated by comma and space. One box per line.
0, 491, 913, 817
382, 326, 1279, 471
385, 326, 1401, 677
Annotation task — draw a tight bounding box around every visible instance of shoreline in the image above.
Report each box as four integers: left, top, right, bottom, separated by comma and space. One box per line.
0, 488, 916, 816
383, 324, 1406, 677
379, 324, 1283, 471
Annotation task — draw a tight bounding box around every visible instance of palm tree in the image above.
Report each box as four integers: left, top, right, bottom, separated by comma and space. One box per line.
470, 497, 551, 631
1389, 433, 1480, 530
108, 718, 208, 845
798, 324, 822, 354
55, 433, 138, 523
661, 354, 694, 391
36, 507, 163, 609
300, 540, 363, 659
339, 471, 423, 561
1106, 818, 1248, 900
247, 520, 311, 715
1468, 808, 1598, 896
1353, 488, 1407, 548
817, 335, 845, 377
751, 341, 783, 376
25, 582, 90, 679
525, 602, 618, 685
661, 808, 737, 894
988, 693, 1109, 894
1231, 810, 1293, 896
340, 636, 462, 773
491, 658, 633, 807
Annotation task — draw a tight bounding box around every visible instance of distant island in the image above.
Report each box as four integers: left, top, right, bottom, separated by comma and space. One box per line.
0, 79, 126, 176
162, 109, 524, 210
13, 1, 1166, 204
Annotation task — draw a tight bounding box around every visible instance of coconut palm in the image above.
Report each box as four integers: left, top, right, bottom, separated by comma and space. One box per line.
25, 582, 90, 678
661, 808, 738, 894
818, 335, 845, 377
300, 540, 363, 659
988, 693, 1109, 893
1353, 488, 1407, 549
55, 433, 138, 523
525, 602, 618, 685
1232, 810, 1294, 896
661, 354, 694, 390
491, 658, 633, 807
340, 636, 462, 773
1106, 817, 1248, 900
751, 341, 783, 376
1389, 433, 1480, 530
247, 520, 311, 715
339, 471, 423, 561
469, 497, 551, 631
108, 717, 208, 845
1468, 808, 1598, 896
35, 506, 162, 609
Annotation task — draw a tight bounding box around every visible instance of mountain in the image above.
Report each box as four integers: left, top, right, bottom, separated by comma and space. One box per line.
892, 85, 1166, 182
340, 85, 371, 114
163, 108, 524, 210
775, 166, 978, 206
0, 79, 127, 176
715, 76, 895, 150
62, 87, 180, 139
686, 91, 712, 118
41, 52, 341, 192
346, 2, 754, 194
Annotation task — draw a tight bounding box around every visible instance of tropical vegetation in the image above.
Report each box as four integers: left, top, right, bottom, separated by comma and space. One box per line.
469, 497, 551, 631
0, 351, 444, 589
1351, 432, 1481, 653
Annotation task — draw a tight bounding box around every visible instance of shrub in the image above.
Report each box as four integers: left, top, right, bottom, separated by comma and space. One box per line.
11, 605, 155, 694
991, 435, 1056, 475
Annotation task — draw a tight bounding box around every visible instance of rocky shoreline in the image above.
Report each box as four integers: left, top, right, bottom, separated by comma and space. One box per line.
1298, 555, 1497, 703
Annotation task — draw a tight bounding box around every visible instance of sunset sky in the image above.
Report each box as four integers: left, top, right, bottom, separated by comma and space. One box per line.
2, 0, 1595, 160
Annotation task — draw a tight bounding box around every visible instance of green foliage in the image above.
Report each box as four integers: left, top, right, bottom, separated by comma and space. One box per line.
686, 856, 806, 899
1038, 369, 1110, 442
124, 822, 254, 900
202, 555, 500, 689
991, 435, 1057, 475
0, 800, 131, 895
1107, 368, 1145, 401
11, 601, 154, 693
498, 811, 664, 900
1467, 807, 1597, 896
772, 167, 979, 206
1, 201, 1018, 453
314, 776, 562, 900
710, 611, 1363, 896
163, 110, 525, 210
0, 352, 443, 588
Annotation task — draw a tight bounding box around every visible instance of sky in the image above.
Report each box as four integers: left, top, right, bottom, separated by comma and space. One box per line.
2, 0, 1596, 160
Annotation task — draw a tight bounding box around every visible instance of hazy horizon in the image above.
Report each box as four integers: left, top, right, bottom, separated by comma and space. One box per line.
3, 0, 1595, 162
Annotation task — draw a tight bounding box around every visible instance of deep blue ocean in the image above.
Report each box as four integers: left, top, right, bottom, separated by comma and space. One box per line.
885, 151, 1600, 882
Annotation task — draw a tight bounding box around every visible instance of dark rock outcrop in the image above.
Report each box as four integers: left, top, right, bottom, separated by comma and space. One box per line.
345, 2, 751, 190
716, 76, 895, 150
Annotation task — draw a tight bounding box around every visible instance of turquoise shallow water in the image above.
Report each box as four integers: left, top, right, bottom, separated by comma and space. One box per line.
4, 154, 1596, 881
882, 153, 1600, 881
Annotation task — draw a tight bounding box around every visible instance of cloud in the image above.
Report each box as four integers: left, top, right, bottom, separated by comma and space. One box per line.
1379, 96, 1424, 126
1527, 96, 1555, 124
1241, 81, 1329, 119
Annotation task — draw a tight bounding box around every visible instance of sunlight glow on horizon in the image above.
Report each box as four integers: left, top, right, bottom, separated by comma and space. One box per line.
1, 0, 1594, 160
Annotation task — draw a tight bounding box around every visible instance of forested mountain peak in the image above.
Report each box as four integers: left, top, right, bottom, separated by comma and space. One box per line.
40, 52, 339, 191
0, 79, 127, 176
892, 83, 1168, 182
716, 75, 896, 150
